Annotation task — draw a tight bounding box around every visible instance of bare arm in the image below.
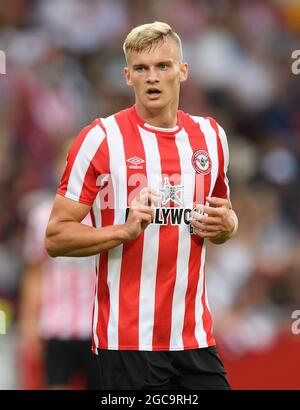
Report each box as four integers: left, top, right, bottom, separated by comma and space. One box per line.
190, 196, 238, 245
45, 189, 157, 257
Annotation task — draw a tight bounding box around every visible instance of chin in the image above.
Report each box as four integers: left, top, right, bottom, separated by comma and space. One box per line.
144, 99, 165, 110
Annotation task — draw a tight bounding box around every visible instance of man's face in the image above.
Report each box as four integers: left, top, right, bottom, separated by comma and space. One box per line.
124, 37, 188, 112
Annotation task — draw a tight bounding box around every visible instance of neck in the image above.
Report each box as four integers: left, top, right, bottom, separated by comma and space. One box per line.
135, 100, 178, 128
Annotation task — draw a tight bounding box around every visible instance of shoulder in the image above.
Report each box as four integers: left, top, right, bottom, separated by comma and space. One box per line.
180, 111, 227, 137
198, 114, 227, 141
77, 117, 107, 139
184, 111, 224, 130
85, 107, 133, 133
69, 117, 110, 155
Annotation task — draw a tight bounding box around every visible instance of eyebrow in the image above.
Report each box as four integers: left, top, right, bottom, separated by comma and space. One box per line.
132, 59, 173, 69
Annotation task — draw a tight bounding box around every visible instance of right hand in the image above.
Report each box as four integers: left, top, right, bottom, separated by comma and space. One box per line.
123, 187, 159, 240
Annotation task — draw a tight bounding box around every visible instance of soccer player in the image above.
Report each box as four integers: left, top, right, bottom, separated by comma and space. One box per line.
45, 22, 238, 390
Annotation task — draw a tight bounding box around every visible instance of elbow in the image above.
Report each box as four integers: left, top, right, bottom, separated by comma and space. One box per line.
45, 224, 63, 257
45, 235, 59, 257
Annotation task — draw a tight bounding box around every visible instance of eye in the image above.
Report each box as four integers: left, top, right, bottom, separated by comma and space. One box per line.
135, 66, 145, 72
158, 63, 168, 70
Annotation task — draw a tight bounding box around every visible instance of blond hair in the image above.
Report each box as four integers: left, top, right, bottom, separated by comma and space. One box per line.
123, 21, 183, 63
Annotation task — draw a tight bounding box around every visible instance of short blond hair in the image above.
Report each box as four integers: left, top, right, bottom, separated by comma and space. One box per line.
123, 21, 183, 63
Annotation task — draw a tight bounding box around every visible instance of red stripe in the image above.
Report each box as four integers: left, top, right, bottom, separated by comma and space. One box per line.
152, 133, 181, 350
181, 114, 213, 347
95, 137, 113, 350
182, 235, 204, 348
114, 110, 147, 349
201, 267, 215, 345
208, 117, 228, 199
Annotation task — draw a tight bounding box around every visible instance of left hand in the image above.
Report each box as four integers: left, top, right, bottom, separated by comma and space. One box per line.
190, 196, 236, 242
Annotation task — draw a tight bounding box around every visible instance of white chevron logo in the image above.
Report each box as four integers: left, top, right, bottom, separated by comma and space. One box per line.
126, 157, 145, 165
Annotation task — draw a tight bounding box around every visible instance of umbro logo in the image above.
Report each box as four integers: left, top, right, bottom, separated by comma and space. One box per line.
126, 157, 144, 169
126, 157, 144, 165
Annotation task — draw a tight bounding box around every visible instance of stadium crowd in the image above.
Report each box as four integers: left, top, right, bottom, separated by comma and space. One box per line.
0, 0, 300, 388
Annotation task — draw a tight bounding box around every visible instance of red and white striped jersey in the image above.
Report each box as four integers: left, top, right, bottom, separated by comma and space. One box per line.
57, 105, 230, 352
24, 194, 96, 340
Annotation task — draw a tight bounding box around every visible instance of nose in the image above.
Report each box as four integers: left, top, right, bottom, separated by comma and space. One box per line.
146, 67, 159, 83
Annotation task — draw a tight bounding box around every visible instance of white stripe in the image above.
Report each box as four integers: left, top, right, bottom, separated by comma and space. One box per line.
138, 125, 161, 349
217, 123, 230, 196
169, 128, 194, 349
191, 116, 219, 198
102, 115, 127, 349
93, 254, 100, 351
92, 193, 102, 228
92, 198, 101, 351
194, 244, 208, 347
66, 124, 105, 201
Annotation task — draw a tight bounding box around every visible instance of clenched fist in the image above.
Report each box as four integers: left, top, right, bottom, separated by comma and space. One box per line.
190, 196, 238, 244
123, 188, 159, 240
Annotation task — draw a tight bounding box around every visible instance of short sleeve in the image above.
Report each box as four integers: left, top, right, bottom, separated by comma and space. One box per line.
57, 120, 106, 206
210, 120, 230, 199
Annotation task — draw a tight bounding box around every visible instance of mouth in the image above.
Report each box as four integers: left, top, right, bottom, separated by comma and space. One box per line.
146, 88, 161, 99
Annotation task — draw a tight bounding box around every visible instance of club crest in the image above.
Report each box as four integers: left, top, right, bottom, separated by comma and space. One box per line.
192, 150, 211, 175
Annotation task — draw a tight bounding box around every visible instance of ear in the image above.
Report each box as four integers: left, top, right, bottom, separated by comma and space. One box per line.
179, 63, 188, 83
124, 67, 133, 86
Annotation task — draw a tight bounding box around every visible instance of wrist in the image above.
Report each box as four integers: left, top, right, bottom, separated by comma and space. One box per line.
228, 211, 238, 238
209, 211, 238, 245
115, 224, 131, 242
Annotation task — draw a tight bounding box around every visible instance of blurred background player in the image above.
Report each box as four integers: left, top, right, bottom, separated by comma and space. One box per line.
18, 140, 99, 390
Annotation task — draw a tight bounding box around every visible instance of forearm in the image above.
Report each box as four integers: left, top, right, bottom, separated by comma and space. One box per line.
209, 209, 238, 245
45, 221, 129, 257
